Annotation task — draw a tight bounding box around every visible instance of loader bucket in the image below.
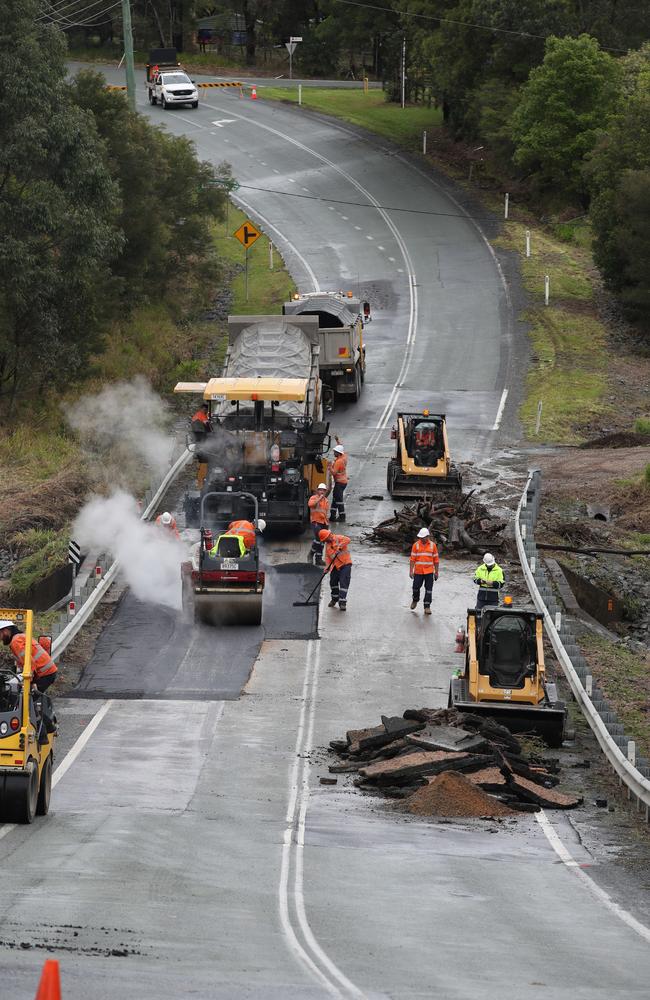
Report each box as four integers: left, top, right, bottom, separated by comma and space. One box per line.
390, 472, 462, 500
451, 699, 566, 748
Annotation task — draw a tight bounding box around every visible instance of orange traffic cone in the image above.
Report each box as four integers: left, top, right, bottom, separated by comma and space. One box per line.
251, 86, 257, 100
35, 960, 61, 1000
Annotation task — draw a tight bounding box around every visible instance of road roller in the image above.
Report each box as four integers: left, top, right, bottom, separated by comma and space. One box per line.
181, 492, 264, 626
0, 609, 57, 823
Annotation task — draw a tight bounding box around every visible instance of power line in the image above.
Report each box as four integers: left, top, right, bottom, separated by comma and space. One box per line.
332, 0, 628, 53
37, 0, 120, 24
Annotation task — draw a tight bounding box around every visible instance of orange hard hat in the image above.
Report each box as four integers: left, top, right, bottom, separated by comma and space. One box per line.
318, 529, 331, 542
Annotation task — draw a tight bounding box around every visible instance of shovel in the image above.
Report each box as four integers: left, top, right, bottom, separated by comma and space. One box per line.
293, 557, 335, 607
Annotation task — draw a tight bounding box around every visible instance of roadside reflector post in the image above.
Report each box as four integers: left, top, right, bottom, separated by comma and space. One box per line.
530, 556, 536, 574
526, 228, 531, 257
363, 76, 369, 94
423, 130, 427, 155
521, 523, 527, 540
95, 565, 102, 579
544, 274, 550, 305
554, 611, 562, 631
504, 192, 509, 219
68, 601, 76, 617
269, 240, 274, 270
586, 674, 593, 696
298, 83, 302, 105
535, 400, 543, 435
627, 740, 636, 766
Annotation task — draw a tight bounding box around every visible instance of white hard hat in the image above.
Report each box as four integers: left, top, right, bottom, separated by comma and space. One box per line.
317, 483, 328, 491
257, 518, 266, 532
333, 444, 345, 454
483, 552, 495, 567
0, 620, 15, 630
417, 527, 430, 538
161, 512, 172, 525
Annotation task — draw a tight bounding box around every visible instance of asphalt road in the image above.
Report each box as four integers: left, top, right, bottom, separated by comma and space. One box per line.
2, 68, 649, 999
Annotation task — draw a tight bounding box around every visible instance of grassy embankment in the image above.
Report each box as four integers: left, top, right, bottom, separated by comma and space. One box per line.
0, 204, 294, 606
259, 85, 645, 446
66, 45, 284, 76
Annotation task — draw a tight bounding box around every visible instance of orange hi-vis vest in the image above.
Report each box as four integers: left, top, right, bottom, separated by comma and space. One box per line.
410, 538, 439, 575
308, 493, 330, 525
228, 519, 256, 550
10, 635, 57, 680
325, 533, 352, 570
331, 454, 348, 484
156, 514, 180, 538
192, 409, 209, 424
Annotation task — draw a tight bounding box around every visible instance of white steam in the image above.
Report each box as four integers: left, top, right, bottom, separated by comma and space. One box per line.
67, 376, 174, 484
74, 491, 186, 610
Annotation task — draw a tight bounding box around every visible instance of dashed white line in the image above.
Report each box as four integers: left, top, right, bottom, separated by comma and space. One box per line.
378, 245, 385, 250
492, 387, 509, 431
388, 256, 396, 262
354, 226, 361, 230
341, 215, 348, 220
366, 235, 373, 240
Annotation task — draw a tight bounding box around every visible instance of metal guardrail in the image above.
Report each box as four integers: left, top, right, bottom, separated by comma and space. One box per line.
515, 470, 650, 821
51, 447, 192, 659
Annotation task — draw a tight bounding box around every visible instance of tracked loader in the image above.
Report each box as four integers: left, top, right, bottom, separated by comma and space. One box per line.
0, 609, 56, 823
387, 411, 462, 498
181, 493, 264, 626
449, 602, 567, 747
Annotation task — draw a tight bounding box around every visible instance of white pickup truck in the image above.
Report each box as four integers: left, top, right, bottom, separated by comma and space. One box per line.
148, 70, 199, 110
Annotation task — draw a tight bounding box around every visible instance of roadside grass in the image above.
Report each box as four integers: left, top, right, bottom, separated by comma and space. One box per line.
214, 203, 296, 314
580, 633, 650, 761
259, 86, 443, 150
8, 530, 70, 602
636, 417, 650, 435
0, 426, 82, 483
66, 44, 281, 75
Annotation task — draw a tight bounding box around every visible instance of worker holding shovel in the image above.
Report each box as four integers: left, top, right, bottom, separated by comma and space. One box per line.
319, 529, 352, 611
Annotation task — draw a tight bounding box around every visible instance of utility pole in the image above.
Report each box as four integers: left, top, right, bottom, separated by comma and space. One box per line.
401, 35, 406, 110
122, 0, 136, 112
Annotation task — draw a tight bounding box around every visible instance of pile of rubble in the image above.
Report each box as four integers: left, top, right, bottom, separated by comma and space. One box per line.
368, 494, 508, 555
329, 708, 582, 817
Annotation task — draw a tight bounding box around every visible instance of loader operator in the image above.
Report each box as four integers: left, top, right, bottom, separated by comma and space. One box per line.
473, 553, 505, 610
308, 483, 330, 566
409, 527, 439, 616
0, 621, 57, 735
413, 420, 440, 467
330, 440, 348, 522
319, 530, 352, 611
156, 512, 180, 538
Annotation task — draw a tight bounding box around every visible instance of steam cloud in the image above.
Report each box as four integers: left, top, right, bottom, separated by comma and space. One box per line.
74, 491, 186, 610
67, 376, 174, 485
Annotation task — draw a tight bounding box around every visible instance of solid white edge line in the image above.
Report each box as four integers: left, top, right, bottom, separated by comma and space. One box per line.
536, 810, 650, 944
52, 699, 113, 788
0, 700, 113, 844
492, 387, 509, 431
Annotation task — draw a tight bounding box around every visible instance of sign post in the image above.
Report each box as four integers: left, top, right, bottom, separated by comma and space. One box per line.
233, 220, 262, 303
286, 36, 302, 80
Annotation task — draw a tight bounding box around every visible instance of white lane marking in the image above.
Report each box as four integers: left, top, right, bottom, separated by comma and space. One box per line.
211, 119, 236, 127
52, 699, 113, 788
278, 644, 350, 997
492, 388, 508, 430
378, 245, 385, 251
536, 811, 650, 944
388, 256, 395, 262
273, 168, 281, 174
234, 195, 320, 293
354, 225, 361, 230
289, 178, 296, 183
328, 205, 335, 210
0, 700, 113, 843
366, 235, 373, 240
293, 641, 366, 998
341, 215, 348, 220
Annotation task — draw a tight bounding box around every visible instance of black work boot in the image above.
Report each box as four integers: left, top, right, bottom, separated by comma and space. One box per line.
339, 601, 347, 611
328, 597, 338, 608
338, 512, 346, 522
315, 555, 324, 566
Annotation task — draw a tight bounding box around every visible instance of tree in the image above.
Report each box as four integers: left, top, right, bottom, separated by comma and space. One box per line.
0, 0, 121, 418
510, 34, 620, 202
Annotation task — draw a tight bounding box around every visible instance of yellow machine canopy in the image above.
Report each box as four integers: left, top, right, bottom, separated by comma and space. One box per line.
174, 377, 309, 403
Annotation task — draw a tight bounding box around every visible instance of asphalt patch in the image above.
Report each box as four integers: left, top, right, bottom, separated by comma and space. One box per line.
70, 563, 321, 700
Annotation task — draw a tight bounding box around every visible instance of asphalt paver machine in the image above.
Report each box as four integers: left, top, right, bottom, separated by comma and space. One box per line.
0, 609, 57, 823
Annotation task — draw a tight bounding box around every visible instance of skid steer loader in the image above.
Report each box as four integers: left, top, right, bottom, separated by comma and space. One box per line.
449, 602, 567, 747
0, 609, 57, 823
387, 411, 462, 498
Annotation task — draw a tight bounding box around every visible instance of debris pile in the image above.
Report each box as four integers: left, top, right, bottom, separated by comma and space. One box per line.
368, 493, 508, 555
328, 708, 582, 816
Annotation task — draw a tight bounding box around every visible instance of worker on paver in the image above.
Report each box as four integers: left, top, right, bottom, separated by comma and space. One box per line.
319, 529, 352, 611
191, 402, 212, 438
409, 527, 439, 616
473, 552, 505, 609
156, 512, 180, 539
308, 483, 330, 566
330, 439, 348, 522
0, 621, 58, 737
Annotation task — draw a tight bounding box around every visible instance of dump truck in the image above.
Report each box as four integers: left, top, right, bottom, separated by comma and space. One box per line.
449, 603, 567, 747
175, 315, 330, 532
387, 410, 462, 498
181, 492, 264, 626
282, 292, 366, 408
0, 609, 57, 823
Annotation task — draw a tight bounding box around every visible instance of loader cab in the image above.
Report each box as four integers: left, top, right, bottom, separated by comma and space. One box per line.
477, 608, 540, 690
406, 417, 444, 468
